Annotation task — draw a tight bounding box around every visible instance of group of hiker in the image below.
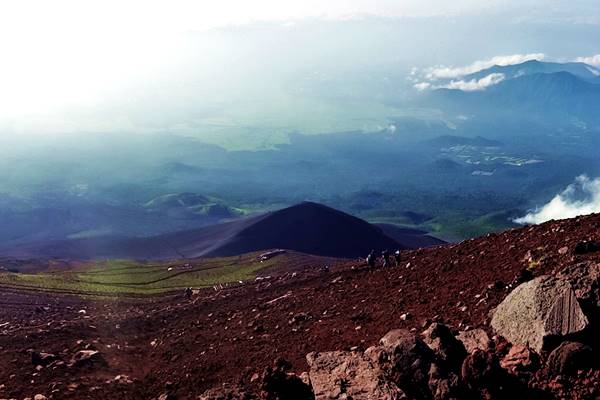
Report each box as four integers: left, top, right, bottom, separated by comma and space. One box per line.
365, 249, 402, 268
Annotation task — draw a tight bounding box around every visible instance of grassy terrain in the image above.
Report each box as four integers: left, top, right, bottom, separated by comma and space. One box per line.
188, 95, 414, 150
0, 253, 280, 296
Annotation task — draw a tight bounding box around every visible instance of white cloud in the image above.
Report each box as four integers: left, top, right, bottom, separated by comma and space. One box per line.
424, 53, 546, 80
442, 73, 506, 91
515, 175, 600, 224
575, 54, 600, 69
414, 73, 505, 92
414, 82, 432, 91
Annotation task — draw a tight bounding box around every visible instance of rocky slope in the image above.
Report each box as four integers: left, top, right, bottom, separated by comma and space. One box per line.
1, 214, 600, 399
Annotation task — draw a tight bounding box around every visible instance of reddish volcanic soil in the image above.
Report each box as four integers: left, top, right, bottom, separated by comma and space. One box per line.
2, 214, 600, 399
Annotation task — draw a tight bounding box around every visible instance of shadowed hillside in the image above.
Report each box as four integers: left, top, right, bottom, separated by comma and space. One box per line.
1, 202, 422, 259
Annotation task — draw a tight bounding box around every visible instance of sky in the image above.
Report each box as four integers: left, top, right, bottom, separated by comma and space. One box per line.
0, 0, 599, 135
1, 0, 599, 32
0, 0, 600, 34
0, 0, 552, 34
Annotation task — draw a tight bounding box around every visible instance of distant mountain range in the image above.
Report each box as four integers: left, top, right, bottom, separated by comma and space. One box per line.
464, 59, 600, 82
426, 60, 600, 126
486, 71, 600, 114
0, 202, 444, 260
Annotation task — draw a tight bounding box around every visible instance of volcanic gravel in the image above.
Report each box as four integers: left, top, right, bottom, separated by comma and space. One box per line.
1, 214, 600, 399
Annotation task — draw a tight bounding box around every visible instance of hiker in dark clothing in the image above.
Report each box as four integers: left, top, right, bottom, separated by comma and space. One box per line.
381, 249, 390, 268
394, 250, 401, 266
366, 250, 376, 268
184, 287, 193, 300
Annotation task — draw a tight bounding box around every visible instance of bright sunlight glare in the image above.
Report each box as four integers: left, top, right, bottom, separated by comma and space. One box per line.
0, 0, 502, 119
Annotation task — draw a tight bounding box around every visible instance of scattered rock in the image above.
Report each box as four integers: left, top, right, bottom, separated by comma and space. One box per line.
260, 358, 313, 400
490, 275, 589, 351
500, 344, 539, 377
487, 281, 505, 291
68, 350, 107, 368
574, 241, 600, 255
374, 329, 435, 399
428, 362, 462, 400
558, 262, 600, 312
31, 352, 59, 367
198, 385, 252, 400
299, 372, 310, 386
306, 350, 406, 400
513, 268, 533, 285
461, 349, 506, 398
456, 329, 491, 354
111, 375, 133, 384
290, 313, 311, 324
421, 323, 467, 372
350, 311, 372, 322
33, 395, 47, 400
547, 341, 594, 377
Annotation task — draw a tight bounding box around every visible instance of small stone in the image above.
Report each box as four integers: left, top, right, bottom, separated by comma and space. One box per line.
457, 329, 491, 354
68, 350, 106, 368
547, 341, 594, 377
574, 241, 600, 255
31, 352, 59, 367
500, 344, 539, 375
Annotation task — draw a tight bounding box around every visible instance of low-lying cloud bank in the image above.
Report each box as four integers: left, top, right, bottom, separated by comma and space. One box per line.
415, 73, 505, 91
515, 175, 600, 224
576, 54, 600, 69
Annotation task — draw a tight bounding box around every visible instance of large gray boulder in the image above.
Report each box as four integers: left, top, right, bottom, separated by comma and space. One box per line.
490, 275, 589, 352
306, 350, 406, 400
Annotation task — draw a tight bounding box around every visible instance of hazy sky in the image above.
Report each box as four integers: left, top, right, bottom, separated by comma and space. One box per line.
2, 0, 599, 33
0, 0, 598, 138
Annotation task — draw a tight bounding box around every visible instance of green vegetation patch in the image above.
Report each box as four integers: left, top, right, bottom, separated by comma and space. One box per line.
0, 253, 280, 296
